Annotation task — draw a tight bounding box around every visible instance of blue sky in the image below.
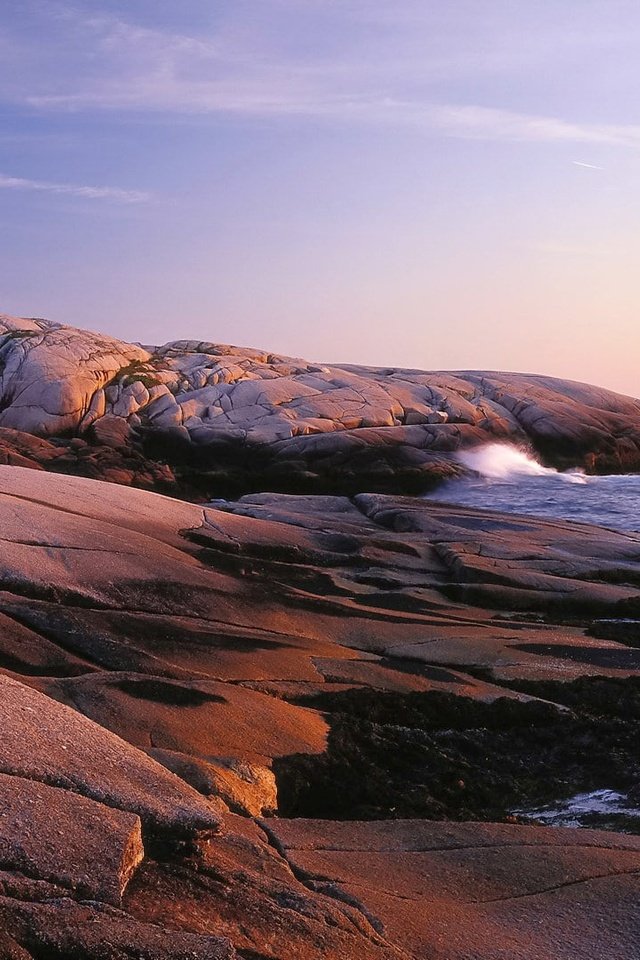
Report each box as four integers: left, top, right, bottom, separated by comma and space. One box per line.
2, 1, 640, 395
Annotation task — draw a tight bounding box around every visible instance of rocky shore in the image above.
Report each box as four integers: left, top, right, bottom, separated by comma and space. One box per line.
1, 314, 640, 499
0, 314, 639, 958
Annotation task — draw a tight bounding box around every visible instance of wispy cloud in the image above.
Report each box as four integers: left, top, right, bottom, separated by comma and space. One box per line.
425, 105, 640, 147
0, 172, 150, 203
23, 82, 640, 153
5, 4, 640, 156
535, 240, 612, 257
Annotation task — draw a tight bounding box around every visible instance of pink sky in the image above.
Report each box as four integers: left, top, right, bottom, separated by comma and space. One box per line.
1, 1, 639, 398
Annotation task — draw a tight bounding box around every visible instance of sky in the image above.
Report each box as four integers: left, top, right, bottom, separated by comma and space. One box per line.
1, 1, 640, 397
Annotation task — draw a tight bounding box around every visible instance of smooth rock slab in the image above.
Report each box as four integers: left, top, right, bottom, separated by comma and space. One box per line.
266, 819, 640, 960
0, 676, 221, 843
48, 671, 328, 766
0, 773, 143, 904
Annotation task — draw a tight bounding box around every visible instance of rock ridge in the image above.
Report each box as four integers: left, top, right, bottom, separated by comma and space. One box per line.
1, 313, 639, 497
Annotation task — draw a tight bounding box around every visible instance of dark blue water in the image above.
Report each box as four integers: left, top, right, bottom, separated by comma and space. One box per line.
427, 444, 640, 534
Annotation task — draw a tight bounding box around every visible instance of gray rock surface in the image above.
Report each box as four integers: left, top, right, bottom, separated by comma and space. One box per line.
1, 315, 639, 496
0, 317, 147, 436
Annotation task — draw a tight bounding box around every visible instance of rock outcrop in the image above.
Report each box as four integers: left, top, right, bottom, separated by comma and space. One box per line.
0, 675, 222, 844
0, 306, 639, 958
1, 314, 639, 498
0, 466, 640, 956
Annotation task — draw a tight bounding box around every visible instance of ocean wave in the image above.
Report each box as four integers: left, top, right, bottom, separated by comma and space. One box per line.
456, 443, 587, 484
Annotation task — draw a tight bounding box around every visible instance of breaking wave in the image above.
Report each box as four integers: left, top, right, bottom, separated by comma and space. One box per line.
456, 443, 586, 484
427, 443, 640, 533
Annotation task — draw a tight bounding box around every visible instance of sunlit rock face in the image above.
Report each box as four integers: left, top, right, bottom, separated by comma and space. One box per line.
1, 467, 640, 956
1, 314, 640, 957
0, 316, 148, 436
1, 314, 639, 496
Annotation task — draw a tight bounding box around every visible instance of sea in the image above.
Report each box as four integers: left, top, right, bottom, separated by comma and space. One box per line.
426, 443, 640, 535
427, 442, 640, 830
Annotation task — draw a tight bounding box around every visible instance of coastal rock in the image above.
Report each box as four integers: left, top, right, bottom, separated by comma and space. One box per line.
0, 773, 143, 905
0, 467, 639, 956
265, 819, 640, 960
0, 900, 236, 960
147, 750, 278, 817
0, 426, 180, 494
0, 314, 639, 498
0, 674, 222, 843
0, 317, 148, 436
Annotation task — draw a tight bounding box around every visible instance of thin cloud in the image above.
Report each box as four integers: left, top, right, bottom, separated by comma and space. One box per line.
24, 83, 640, 153
0, 172, 150, 203
536, 241, 602, 256
426, 105, 640, 147
9, 7, 640, 155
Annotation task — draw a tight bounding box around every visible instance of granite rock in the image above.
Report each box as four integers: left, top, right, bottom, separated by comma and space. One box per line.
0, 315, 638, 499
0, 459, 639, 956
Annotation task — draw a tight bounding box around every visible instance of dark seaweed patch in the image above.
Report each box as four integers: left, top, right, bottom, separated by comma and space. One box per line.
512, 642, 640, 669
274, 684, 640, 828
